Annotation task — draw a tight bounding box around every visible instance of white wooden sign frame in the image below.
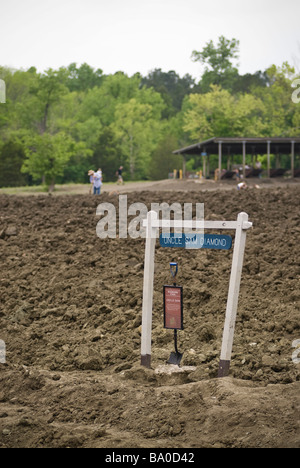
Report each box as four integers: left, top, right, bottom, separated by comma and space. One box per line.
141, 211, 253, 377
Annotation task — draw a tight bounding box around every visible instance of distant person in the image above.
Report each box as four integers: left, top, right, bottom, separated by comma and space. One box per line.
255, 160, 262, 179
237, 182, 248, 190
234, 169, 241, 180
88, 170, 95, 194
116, 166, 124, 185
255, 160, 262, 169
93, 168, 102, 195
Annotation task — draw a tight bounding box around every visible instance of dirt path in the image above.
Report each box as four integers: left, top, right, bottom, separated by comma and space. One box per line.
1, 177, 299, 196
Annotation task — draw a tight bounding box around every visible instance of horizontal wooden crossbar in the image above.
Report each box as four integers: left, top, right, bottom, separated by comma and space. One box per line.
143, 219, 253, 231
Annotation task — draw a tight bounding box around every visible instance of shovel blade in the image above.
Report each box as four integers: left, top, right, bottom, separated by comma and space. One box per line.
167, 351, 183, 366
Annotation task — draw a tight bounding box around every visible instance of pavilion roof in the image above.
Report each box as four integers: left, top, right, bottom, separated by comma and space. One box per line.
173, 137, 300, 156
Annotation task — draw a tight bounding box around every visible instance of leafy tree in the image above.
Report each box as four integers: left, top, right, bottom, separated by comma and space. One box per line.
75, 117, 103, 149
182, 85, 266, 141
22, 132, 80, 192
65, 63, 104, 92
111, 98, 161, 179
0, 97, 10, 133
92, 127, 123, 181
192, 36, 239, 72
292, 102, 300, 134
29, 68, 68, 134
252, 63, 299, 136
141, 69, 198, 117
0, 67, 38, 137
149, 134, 182, 180
0, 140, 26, 187
49, 91, 82, 135
232, 70, 270, 94
192, 36, 240, 92
78, 72, 141, 127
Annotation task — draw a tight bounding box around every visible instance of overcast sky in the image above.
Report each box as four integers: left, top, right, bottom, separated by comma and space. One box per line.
1, 0, 299, 79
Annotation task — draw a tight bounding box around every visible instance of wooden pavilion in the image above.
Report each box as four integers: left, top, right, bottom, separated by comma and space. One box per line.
173, 137, 300, 180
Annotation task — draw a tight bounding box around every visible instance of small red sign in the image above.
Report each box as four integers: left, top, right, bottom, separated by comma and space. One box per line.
164, 286, 183, 330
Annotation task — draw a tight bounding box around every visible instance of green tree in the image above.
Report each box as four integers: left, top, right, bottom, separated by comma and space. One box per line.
141, 69, 198, 117
192, 36, 240, 92
252, 63, 299, 136
29, 68, 68, 134
22, 132, 79, 192
149, 134, 182, 180
182, 85, 266, 141
78, 72, 144, 127
65, 63, 103, 92
0, 140, 26, 187
111, 98, 161, 179
232, 70, 270, 94
92, 127, 123, 181
0, 67, 37, 137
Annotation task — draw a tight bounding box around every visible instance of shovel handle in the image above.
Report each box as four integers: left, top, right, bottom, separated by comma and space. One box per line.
174, 329, 179, 354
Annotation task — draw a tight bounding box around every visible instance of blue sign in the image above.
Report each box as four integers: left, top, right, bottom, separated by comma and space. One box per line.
160, 233, 185, 248
185, 233, 232, 250
159, 233, 232, 250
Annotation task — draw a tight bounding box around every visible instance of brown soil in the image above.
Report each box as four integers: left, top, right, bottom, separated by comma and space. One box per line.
0, 182, 299, 448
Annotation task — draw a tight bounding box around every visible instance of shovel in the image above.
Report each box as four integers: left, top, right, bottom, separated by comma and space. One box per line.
167, 329, 183, 366
166, 261, 184, 366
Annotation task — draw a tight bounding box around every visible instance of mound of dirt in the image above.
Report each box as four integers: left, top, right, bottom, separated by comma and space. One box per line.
0, 185, 299, 448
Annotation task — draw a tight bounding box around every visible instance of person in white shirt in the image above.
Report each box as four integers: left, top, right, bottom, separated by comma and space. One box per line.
237, 182, 247, 190
93, 168, 102, 195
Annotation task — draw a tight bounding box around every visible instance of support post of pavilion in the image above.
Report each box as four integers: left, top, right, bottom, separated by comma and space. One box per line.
291, 141, 295, 178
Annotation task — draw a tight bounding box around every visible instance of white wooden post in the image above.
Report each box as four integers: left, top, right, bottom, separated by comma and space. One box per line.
218, 212, 249, 377
141, 211, 158, 368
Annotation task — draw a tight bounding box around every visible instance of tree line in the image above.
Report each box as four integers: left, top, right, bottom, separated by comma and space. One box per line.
0, 36, 299, 190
